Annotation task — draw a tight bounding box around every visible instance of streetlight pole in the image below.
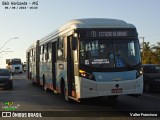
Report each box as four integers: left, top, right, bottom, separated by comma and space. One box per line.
0, 37, 18, 67
0, 51, 13, 54
0, 37, 19, 52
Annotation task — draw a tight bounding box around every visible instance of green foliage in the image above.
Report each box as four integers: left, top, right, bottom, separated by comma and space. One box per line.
141, 42, 160, 64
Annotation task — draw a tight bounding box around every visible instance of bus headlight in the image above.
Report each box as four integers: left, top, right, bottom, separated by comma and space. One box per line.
136, 69, 143, 78
79, 70, 95, 81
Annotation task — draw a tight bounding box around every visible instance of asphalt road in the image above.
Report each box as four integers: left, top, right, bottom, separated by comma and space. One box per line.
0, 73, 160, 120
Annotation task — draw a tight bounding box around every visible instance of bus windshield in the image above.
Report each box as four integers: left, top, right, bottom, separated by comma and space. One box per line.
80, 39, 141, 68
10, 60, 21, 65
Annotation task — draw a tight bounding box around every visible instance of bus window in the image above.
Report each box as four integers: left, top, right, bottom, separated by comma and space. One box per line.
57, 38, 64, 61
44, 44, 47, 53
48, 42, 52, 62
33, 49, 35, 63
40, 45, 45, 62
40, 46, 43, 54
128, 41, 136, 56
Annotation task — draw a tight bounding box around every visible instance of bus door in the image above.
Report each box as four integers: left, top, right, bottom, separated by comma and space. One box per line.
36, 40, 40, 84
66, 36, 77, 97
27, 52, 30, 79
52, 42, 57, 90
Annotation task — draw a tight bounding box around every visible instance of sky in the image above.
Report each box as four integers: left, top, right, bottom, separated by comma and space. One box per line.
0, 0, 160, 67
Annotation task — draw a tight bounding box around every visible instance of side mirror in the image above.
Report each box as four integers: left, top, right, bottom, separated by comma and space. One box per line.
72, 37, 78, 50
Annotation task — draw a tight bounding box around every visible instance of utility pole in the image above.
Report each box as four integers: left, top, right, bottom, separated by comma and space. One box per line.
139, 37, 145, 49
139, 37, 145, 59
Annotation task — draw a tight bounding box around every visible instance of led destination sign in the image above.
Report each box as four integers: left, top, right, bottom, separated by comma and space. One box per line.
88, 31, 127, 37
79, 29, 138, 38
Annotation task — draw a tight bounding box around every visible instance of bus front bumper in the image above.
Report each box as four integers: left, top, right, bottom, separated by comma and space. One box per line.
76, 75, 143, 99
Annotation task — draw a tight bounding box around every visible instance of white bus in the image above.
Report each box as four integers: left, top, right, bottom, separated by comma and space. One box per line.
6, 58, 23, 74
26, 18, 143, 102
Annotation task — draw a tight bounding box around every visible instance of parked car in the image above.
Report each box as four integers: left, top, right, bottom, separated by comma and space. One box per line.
142, 64, 160, 92
0, 68, 13, 89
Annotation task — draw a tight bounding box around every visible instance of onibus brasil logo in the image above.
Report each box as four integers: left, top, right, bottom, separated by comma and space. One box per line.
2, 102, 20, 110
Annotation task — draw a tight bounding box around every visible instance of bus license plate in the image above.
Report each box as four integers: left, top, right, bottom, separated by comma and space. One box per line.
112, 88, 123, 93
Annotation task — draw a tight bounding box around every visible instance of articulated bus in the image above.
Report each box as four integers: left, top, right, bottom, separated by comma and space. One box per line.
26, 18, 143, 102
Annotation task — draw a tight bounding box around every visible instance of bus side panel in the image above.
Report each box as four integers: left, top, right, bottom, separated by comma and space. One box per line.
44, 62, 52, 90
55, 61, 67, 92
39, 61, 45, 86
32, 62, 36, 82
78, 77, 98, 99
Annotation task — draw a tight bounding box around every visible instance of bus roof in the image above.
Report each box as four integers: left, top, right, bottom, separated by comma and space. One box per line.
40, 18, 136, 44
26, 40, 39, 52
59, 18, 135, 30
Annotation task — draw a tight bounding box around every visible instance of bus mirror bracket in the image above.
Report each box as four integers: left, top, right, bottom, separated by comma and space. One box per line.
72, 37, 78, 50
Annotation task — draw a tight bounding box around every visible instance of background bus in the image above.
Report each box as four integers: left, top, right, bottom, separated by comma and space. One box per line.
26, 18, 143, 102
6, 58, 23, 74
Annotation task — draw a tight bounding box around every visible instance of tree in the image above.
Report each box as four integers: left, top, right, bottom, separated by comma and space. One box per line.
151, 42, 160, 64
141, 42, 153, 64
141, 41, 160, 64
